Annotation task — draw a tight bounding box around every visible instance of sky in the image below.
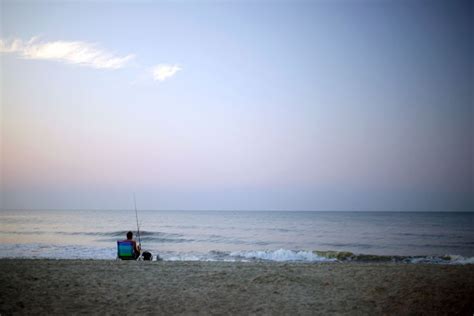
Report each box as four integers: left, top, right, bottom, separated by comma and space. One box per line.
0, 0, 472, 211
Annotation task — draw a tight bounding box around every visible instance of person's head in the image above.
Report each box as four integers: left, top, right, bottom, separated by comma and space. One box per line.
126, 231, 133, 240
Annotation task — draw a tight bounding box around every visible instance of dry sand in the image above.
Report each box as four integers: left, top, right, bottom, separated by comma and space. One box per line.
1, 259, 473, 315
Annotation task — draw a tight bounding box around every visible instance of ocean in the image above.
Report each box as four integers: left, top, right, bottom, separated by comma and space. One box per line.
0, 210, 473, 263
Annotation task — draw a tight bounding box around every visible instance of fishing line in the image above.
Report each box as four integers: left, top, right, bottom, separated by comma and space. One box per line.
133, 194, 141, 246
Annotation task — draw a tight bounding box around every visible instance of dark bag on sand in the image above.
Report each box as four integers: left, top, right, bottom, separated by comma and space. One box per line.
142, 251, 153, 261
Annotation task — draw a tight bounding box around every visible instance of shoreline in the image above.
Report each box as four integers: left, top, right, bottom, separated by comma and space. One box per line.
1, 259, 473, 315
1, 246, 474, 264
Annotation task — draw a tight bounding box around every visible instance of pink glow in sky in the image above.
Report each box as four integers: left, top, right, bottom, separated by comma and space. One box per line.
1, 0, 472, 211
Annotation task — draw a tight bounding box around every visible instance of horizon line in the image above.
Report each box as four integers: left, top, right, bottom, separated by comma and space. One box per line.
0, 208, 472, 213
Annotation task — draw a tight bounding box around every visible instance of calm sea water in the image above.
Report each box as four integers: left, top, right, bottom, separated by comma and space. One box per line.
0, 210, 473, 263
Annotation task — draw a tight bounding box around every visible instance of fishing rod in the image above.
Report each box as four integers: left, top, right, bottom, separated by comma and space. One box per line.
132, 194, 155, 261
133, 194, 141, 246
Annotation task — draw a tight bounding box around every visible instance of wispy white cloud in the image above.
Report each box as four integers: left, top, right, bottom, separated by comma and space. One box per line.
0, 37, 134, 69
151, 64, 182, 81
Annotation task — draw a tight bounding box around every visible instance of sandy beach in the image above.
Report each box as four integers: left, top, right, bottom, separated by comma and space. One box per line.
0, 259, 473, 315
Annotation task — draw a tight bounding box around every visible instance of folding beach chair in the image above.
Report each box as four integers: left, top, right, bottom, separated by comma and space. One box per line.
117, 241, 138, 260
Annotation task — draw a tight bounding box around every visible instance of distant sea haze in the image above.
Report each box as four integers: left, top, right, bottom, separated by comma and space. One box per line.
0, 210, 473, 263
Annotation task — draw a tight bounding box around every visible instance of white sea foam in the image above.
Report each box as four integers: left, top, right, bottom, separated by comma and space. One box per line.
440, 255, 474, 265
450, 255, 474, 264
229, 249, 337, 262
165, 254, 212, 261
1, 243, 474, 264
402, 254, 474, 265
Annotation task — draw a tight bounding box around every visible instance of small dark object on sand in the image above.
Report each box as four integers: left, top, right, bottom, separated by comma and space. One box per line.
142, 251, 153, 261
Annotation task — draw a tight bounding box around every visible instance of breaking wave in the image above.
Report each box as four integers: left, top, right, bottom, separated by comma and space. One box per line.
311, 250, 474, 264
54, 230, 191, 243
160, 249, 474, 264
1, 243, 473, 264
229, 249, 336, 262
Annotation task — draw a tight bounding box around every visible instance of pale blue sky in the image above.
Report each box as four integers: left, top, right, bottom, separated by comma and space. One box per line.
1, 0, 472, 211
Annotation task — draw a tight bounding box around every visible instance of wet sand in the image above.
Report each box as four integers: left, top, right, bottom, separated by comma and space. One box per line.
1, 259, 473, 315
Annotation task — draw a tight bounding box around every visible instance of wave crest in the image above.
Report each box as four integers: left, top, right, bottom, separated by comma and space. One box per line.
229, 249, 336, 262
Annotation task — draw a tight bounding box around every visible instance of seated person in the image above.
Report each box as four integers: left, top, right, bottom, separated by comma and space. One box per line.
123, 231, 141, 259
